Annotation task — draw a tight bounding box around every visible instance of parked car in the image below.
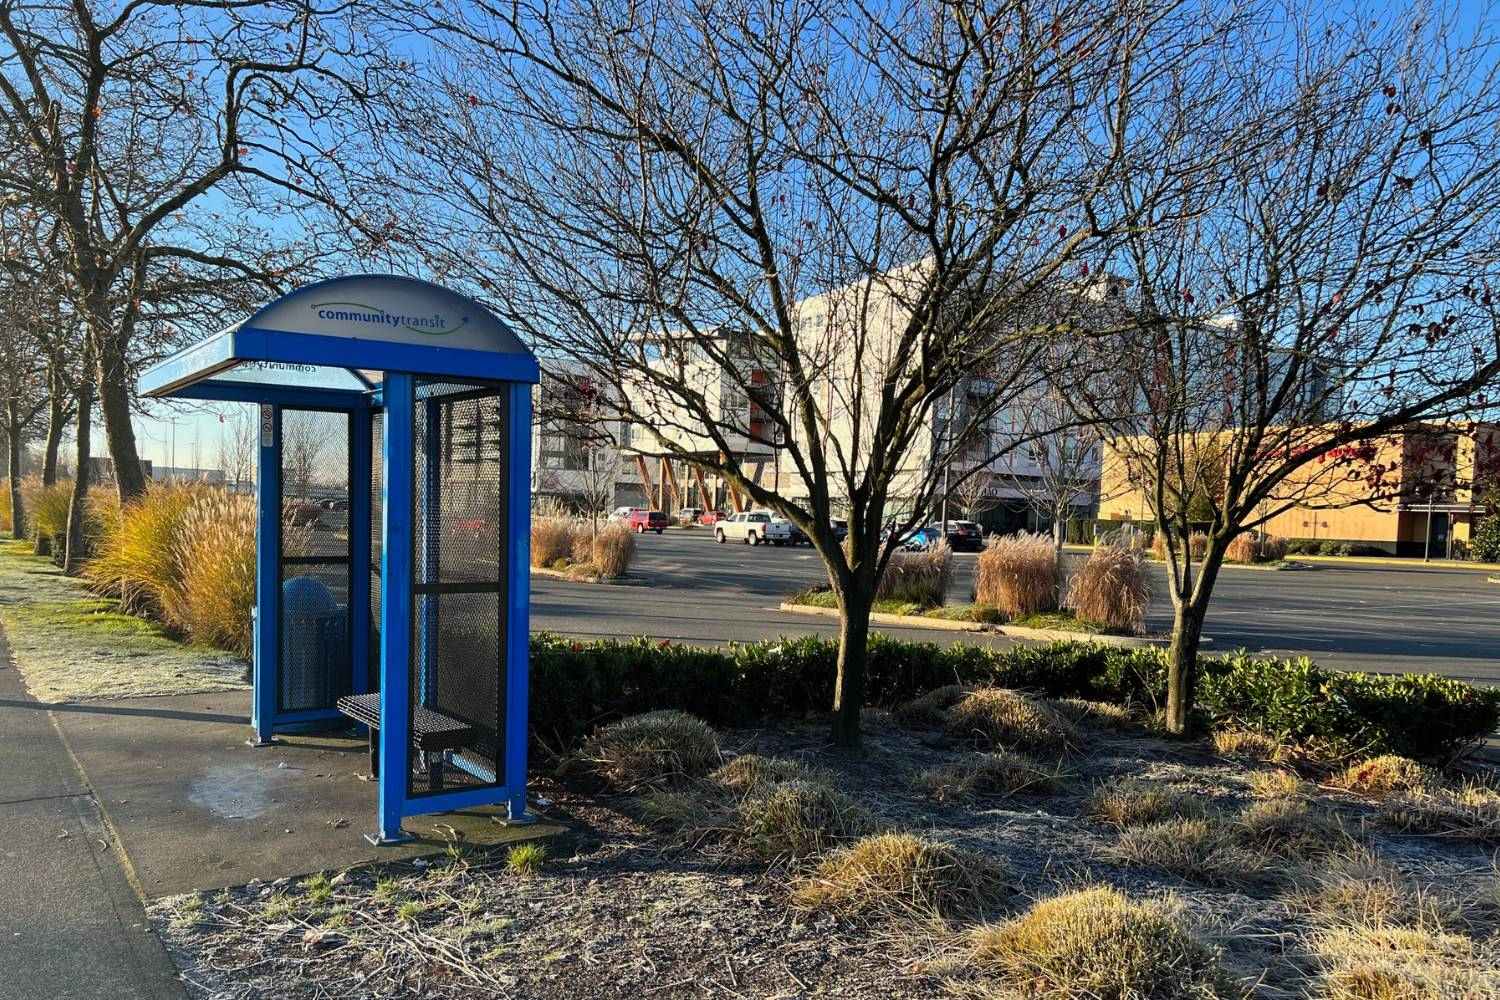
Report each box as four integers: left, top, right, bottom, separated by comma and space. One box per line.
829, 518, 848, 542
676, 507, 703, 525
609, 506, 637, 523
934, 519, 985, 551
770, 516, 808, 546
699, 509, 729, 525
626, 509, 670, 534
715, 510, 789, 545
284, 500, 322, 527
898, 524, 943, 550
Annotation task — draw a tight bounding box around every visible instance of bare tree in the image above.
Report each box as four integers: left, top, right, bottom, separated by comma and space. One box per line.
362, 0, 1214, 744
951, 466, 1000, 525
0, 0, 380, 568
282, 414, 325, 502
218, 411, 257, 494
998, 386, 1104, 552
1075, 7, 1500, 733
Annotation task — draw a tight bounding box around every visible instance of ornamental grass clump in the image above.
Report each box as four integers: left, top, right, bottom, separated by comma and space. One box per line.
1085, 780, 1206, 828
577, 710, 721, 790
85, 481, 211, 615
974, 532, 1057, 617
170, 492, 258, 657
1236, 798, 1352, 860
1335, 755, 1439, 797
946, 688, 1080, 754
790, 832, 1010, 920
916, 751, 1061, 803
1225, 532, 1287, 564
21, 477, 77, 557
1378, 781, 1500, 844
967, 886, 1234, 1000
1064, 541, 1150, 635
1105, 816, 1274, 887
589, 522, 635, 578
711, 753, 820, 793
1311, 924, 1498, 1000
877, 539, 952, 607
530, 515, 577, 568
735, 778, 874, 859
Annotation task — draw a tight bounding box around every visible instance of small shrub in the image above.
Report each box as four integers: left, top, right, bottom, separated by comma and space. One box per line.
1064, 542, 1150, 635
968, 886, 1233, 1000
736, 779, 874, 859
1378, 782, 1500, 844
711, 753, 819, 793
946, 688, 1080, 754
1312, 924, 1497, 1000
21, 477, 72, 550
1086, 780, 1205, 828
505, 842, 547, 875
1246, 770, 1307, 800
877, 539, 952, 607
1335, 755, 1438, 797
917, 751, 1061, 802
790, 832, 1010, 920
0, 482, 10, 534
974, 532, 1058, 617
590, 523, 635, 578
530, 516, 577, 568
1211, 727, 1282, 761
1107, 816, 1275, 886
1469, 505, 1500, 562
577, 710, 721, 790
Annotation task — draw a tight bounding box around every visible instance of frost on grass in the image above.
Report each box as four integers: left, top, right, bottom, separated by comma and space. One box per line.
0, 544, 246, 702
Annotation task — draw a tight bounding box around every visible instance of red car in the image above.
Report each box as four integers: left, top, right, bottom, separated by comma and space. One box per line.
698, 509, 729, 525
628, 509, 669, 534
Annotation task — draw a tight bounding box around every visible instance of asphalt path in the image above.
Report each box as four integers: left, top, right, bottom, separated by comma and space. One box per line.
530, 529, 1500, 685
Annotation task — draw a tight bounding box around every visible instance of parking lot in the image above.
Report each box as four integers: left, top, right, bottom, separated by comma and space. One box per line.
530, 528, 1500, 685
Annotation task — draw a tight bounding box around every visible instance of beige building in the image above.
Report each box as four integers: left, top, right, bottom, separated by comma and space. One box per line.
1097, 424, 1500, 557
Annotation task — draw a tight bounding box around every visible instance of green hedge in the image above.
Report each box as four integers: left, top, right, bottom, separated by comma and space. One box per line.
528, 634, 1499, 762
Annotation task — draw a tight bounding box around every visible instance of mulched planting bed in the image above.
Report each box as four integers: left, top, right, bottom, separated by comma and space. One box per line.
151, 713, 1500, 999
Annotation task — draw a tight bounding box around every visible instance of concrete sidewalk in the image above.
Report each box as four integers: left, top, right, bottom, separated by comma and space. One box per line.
0, 628, 185, 1000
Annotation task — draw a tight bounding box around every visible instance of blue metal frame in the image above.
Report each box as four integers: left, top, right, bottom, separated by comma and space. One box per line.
136, 275, 539, 843
377, 374, 415, 843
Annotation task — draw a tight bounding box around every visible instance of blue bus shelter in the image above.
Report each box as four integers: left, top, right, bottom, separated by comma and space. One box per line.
140, 275, 539, 844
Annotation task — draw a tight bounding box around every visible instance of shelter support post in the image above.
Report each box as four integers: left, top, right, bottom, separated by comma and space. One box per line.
505, 382, 533, 822
350, 408, 372, 697
373, 373, 415, 845
250, 404, 281, 747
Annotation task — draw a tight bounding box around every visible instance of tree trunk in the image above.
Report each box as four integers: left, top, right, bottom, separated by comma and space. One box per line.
4, 411, 22, 541
830, 581, 874, 748
63, 369, 95, 574
42, 363, 67, 485
1163, 539, 1226, 735
96, 333, 147, 502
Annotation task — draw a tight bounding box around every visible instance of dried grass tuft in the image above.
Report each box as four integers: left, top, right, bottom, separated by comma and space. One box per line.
1211, 727, 1283, 761
974, 532, 1058, 617
916, 751, 1062, 803
530, 516, 580, 568
1086, 780, 1206, 828
790, 832, 1010, 920
1378, 782, 1500, 844
735, 778, 875, 859
1286, 846, 1465, 930
577, 710, 720, 790
967, 886, 1234, 1000
946, 688, 1081, 754
1104, 816, 1274, 886
711, 753, 820, 793
894, 684, 974, 728
1050, 697, 1135, 731
1064, 542, 1150, 635
1335, 755, 1439, 798
1311, 924, 1498, 1000
1236, 798, 1353, 859
1246, 769, 1308, 800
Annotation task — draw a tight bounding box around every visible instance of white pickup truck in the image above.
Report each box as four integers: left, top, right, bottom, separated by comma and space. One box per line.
714, 510, 791, 545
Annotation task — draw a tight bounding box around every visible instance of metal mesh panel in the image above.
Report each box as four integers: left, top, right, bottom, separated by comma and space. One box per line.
369, 409, 384, 689
278, 408, 354, 713
408, 381, 508, 797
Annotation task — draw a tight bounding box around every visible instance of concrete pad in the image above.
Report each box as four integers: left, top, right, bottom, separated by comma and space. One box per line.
51, 690, 559, 898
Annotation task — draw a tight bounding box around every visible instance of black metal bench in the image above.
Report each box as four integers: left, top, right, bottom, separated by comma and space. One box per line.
336, 692, 477, 791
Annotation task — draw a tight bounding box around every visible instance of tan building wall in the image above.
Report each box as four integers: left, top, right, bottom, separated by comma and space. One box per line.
1097, 424, 1499, 556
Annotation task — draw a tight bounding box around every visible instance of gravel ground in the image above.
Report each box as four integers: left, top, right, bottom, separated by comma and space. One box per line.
0, 542, 247, 702
150, 713, 1499, 1000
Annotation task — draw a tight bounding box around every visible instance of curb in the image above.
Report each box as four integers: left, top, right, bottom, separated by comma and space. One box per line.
777, 602, 982, 632
530, 566, 631, 585
776, 603, 1181, 648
